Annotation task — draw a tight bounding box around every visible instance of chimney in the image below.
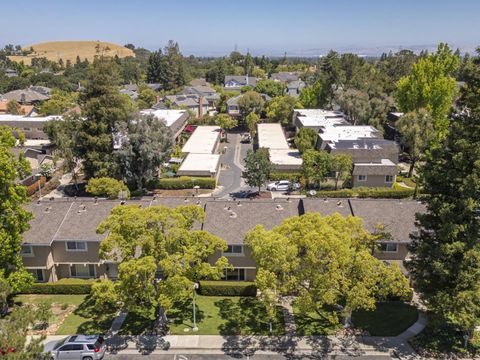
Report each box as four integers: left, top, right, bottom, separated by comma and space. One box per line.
198, 96, 205, 117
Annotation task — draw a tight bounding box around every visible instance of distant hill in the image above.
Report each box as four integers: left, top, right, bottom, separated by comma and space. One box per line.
8, 40, 135, 65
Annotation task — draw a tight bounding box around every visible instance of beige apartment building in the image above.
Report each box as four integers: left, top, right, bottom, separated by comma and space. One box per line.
22, 197, 425, 282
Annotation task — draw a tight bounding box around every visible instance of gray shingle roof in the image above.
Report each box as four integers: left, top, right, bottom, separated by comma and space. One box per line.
349, 199, 426, 242
23, 197, 426, 246
202, 199, 301, 245
2, 88, 49, 103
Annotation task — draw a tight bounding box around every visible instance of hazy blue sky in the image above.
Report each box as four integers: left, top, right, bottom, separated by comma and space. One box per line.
1, 0, 479, 55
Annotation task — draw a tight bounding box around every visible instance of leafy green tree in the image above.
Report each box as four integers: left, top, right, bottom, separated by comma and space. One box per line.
265, 95, 298, 126
330, 153, 353, 190
0, 306, 49, 359
301, 150, 331, 188
254, 79, 285, 98
396, 109, 435, 177
6, 100, 21, 115
137, 86, 157, 109
299, 80, 328, 108
334, 88, 369, 125
294, 128, 317, 153
243, 52, 254, 75
116, 114, 173, 190
214, 114, 237, 142
43, 115, 82, 189
90, 279, 119, 315
0, 272, 12, 315
238, 91, 265, 118
96, 204, 228, 321
85, 177, 130, 199
459, 47, 480, 114
0, 126, 34, 292
77, 56, 135, 179
408, 113, 480, 342
246, 112, 260, 137
242, 148, 273, 193
38, 90, 79, 115
246, 213, 411, 326
395, 43, 460, 141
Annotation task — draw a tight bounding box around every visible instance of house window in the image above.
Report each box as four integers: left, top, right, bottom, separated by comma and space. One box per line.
21, 245, 33, 257
70, 264, 95, 278
223, 268, 246, 281
380, 243, 398, 253
223, 245, 243, 255
357, 175, 367, 181
385, 175, 394, 183
28, 269, 45, 282
65, 241, 87, 251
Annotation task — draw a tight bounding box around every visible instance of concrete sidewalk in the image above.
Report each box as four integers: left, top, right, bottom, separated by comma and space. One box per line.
36, 311, 428, 359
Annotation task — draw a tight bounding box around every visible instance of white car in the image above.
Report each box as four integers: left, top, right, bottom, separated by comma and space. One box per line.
266, 180, 299, 191
46, 335, 106, 360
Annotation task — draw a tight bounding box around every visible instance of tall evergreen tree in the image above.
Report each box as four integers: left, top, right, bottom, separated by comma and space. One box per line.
76, 56, 135, 179
0, 127, 34, 293
408, 113, 480, 340
146, 41, 186, 90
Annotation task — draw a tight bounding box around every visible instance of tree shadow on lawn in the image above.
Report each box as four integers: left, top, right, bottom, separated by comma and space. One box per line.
216, 297, 285, 336
167, 300, 205, 331
73, 295, 115, 335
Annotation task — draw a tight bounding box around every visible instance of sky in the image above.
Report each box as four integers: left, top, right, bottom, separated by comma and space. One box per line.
1, 0, 479, 56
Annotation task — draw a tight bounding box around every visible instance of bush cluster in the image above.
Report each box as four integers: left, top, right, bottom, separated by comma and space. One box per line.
22, 278, 95, 294
311, 187, 415, 199
155, 176, 216, 190
269, 172, 303, 182
198, 281, 257, 297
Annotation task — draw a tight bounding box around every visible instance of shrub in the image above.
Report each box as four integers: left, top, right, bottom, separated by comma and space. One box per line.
313, 189, 355, 198
86, 177, 130, 199
270, 172, 303, 182
198, 281, 257, 297
23, 278, 95, 294
155, 176, 216, 190
355, 187, 415, 199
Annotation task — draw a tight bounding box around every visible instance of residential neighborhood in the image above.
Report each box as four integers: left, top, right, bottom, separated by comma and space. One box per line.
1, 1, 480, 359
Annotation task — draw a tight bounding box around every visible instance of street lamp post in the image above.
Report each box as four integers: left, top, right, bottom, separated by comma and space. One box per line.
193, 282, 199, 332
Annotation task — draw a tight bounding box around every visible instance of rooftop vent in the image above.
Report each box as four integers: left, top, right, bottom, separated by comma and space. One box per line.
337, 201, 343, 208
94, 197, 98, 205
323, 198, 328, 203
44, 207, 50, 213
49, 197, 54, 201
276, 204, 284, 211
120, 200, 126, 205
36, 200, 41, 205
184, 197, 189, 203
229, 211, 237, 218
237, 201, 242, 207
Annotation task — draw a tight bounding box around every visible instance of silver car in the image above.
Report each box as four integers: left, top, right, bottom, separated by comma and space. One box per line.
266, 180, 300, 191
47, 335, 106, 360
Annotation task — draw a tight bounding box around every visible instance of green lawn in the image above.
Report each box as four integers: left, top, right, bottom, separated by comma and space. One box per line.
352, 302, 419, 336
120, 295, 285, 336
293, 305, 341, 336
14, 294, 114, 335
294, 302, 418, 336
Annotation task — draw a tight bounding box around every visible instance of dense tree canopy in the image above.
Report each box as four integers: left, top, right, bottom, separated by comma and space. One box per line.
0, 127, 34, 293
246, 213, 411, 326
242, 148, 273, 193
408, 113, 480, 340
96, 204, 228, 320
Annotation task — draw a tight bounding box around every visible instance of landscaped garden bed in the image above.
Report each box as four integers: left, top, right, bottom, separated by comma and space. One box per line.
14, 294, 115, 335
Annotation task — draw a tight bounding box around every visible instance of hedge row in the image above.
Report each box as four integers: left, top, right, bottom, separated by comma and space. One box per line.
23, 278, 95, 294
269, 172, 303, 182
155, 176, 216, 190
198, 281, 257, 297
311, 187, 415, 199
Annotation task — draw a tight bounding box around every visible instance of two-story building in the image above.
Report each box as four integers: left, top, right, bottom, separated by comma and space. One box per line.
22, 197, 425, 282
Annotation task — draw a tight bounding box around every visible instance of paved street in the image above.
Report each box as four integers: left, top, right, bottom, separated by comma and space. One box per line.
105, 354, 394, 359
215, 132, 253, 198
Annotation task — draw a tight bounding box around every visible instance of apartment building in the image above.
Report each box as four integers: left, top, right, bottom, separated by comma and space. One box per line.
21, 197, 425, 282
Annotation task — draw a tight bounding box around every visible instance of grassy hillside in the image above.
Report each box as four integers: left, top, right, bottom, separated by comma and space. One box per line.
8, 40, 135, 65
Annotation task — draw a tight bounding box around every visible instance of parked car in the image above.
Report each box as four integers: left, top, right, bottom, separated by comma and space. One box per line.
46, 335, 106, 360
241, 133, 252, 143
266, 180, 300, 192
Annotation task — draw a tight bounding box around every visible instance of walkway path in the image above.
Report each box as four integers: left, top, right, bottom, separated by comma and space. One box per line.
280, 297, 297, 337
38, 310, 427, 358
